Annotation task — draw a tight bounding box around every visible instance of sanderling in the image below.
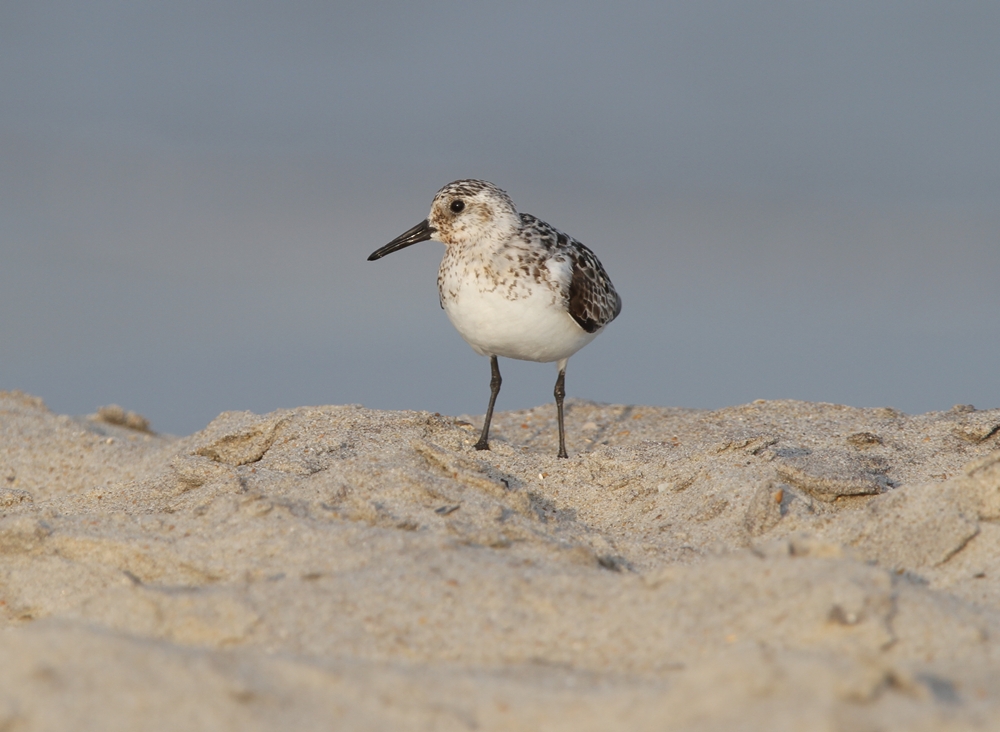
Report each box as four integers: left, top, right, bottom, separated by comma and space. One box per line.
368, 179, 621, 458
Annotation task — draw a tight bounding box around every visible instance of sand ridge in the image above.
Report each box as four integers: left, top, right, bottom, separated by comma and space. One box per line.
2, 389, 1000, 730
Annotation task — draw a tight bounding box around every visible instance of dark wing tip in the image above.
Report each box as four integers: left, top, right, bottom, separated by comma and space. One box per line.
567, 245, 620, 333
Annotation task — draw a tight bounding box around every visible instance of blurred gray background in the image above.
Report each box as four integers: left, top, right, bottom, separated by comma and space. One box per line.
2, 2, 998, 436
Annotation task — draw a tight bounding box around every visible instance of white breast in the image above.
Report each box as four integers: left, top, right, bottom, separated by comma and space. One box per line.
439, 254, 598, 363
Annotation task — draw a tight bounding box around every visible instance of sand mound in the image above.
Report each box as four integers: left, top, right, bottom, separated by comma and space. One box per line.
2, 389, 1000, 730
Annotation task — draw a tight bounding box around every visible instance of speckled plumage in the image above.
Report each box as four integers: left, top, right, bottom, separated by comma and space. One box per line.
368, 179, 621, 458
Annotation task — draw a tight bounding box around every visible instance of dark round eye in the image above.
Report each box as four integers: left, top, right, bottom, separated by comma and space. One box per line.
449, 199, 465, 214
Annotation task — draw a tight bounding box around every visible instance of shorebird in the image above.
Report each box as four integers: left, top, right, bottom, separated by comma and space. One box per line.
368, 180, 621, 458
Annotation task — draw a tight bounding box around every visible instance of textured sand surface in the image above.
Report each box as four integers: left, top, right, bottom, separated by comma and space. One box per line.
3, 389, 1000, 730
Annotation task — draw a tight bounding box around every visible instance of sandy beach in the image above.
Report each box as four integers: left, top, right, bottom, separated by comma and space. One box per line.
2, 388, 1000, 730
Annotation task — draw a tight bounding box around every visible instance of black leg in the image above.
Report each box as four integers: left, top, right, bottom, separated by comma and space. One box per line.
554, 367, 568, 458
474, 355, 501, 451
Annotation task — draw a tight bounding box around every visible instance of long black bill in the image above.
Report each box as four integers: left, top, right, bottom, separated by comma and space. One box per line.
368, 219, 436, 261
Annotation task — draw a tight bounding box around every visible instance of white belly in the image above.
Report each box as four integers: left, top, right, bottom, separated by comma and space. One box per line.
441, 280, 597, 363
